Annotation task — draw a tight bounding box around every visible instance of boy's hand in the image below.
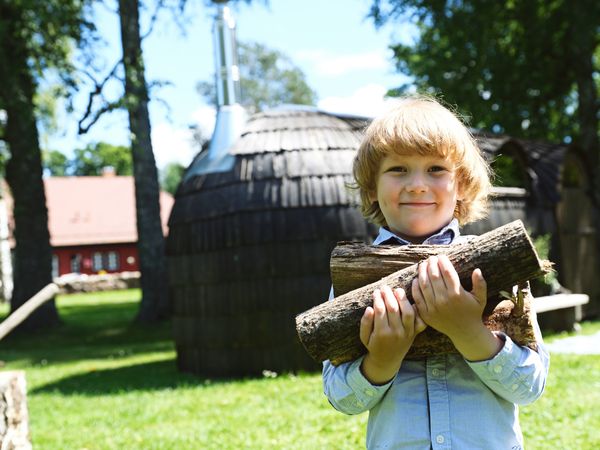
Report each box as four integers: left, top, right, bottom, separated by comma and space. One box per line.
412, 255, 502, 361
359, 285, 426, 384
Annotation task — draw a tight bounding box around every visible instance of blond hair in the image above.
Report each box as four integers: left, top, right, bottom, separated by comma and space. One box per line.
353, 96, 491, 227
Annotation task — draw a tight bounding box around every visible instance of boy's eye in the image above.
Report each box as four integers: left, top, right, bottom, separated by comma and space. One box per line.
428, 165, 448, 173
386, 166, 407, 173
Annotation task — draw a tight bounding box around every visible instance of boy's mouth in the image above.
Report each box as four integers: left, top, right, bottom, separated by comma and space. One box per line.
400, 202, 435, 207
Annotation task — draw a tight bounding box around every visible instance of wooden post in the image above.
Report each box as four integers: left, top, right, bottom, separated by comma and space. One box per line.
0, 283, 59, 342
296, 220, 550, 365
0, 371, 31, 449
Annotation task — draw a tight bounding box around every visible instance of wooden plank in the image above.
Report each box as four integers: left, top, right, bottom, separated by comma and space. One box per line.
533, 294, 589, 313
0, 284, 59, 341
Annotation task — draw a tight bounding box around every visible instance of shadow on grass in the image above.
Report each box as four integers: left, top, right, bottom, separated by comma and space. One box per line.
0, 296, 175, 365
31, 358, 219, 395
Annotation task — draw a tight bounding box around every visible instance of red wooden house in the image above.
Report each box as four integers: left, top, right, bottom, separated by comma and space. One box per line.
7, 174, 174, 278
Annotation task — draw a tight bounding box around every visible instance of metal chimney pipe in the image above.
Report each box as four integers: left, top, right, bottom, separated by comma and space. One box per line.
184, 0, 246, 178
214, 2, 241, 107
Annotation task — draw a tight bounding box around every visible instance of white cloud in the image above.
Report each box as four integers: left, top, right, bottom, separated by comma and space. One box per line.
151, 104, 216, 170
295, 49, 390, 77
190, 104, 217, 138
318, 83, 401, 118
151, 123, 196, 170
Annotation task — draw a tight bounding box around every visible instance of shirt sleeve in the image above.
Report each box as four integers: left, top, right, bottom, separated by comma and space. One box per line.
321, 285, 393, 415
466, 330, 550, 405
322, 357, 394, 415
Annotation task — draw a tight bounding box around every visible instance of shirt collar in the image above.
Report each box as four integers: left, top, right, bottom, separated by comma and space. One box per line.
372, 218, 460, 246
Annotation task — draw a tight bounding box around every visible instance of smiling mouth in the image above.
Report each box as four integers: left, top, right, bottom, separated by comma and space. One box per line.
400, 202, 435, 207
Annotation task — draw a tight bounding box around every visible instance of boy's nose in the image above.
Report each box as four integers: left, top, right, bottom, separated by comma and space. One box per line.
405, 173, 428, 193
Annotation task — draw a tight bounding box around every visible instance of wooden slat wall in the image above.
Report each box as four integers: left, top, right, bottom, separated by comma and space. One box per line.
167, 110, 377, 377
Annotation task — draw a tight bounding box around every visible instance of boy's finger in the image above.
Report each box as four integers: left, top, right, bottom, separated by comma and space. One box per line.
412, 277, 427, 315
382, 285, 401, 329
359, 306, 374, 347
413, 305, 428, 334
471, 268, 487, 305
438, 254, 461, 295
396, 288, 414, 333
372, 289, 387, 330
426, 256, 447, 295
417, 261, 434, 303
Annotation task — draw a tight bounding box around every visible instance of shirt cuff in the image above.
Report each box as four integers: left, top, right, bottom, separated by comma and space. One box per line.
346, 355, 394, 403
466, 331, 519, 379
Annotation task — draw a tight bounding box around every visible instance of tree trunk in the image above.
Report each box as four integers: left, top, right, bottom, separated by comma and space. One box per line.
569, 2, 600, 196
296, 220, 549, 365
118, 0, 169, 321
0, 4, 59, 330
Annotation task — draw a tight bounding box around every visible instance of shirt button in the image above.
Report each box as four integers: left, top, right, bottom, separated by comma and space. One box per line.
432, 368, 440, 377
364, 389, 375, 397
436, 435, 445, 444
493, 365, 503, 374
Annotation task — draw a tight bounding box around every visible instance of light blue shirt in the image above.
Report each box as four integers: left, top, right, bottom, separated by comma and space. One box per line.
323, 220, 550, 449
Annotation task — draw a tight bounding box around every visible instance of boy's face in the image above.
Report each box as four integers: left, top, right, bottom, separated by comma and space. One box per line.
369, 153, 461, 243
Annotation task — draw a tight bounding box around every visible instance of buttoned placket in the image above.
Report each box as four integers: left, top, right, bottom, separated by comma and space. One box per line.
427, 356, 451, 450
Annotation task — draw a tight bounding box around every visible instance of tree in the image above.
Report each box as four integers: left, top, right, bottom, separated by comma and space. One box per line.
71, 142, 133, 175
43, 143, 133, 176
0, 1, 93, 329
198, 40, 317, 113
369, 0, 599, 166
43, 150, 69, 176
118, 0, 169, 322
160, 162, 185, 195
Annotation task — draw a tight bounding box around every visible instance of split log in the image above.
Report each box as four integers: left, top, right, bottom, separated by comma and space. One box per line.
331, 243, 451, 296
296, 220, 550, 365
0, 371, 31, 449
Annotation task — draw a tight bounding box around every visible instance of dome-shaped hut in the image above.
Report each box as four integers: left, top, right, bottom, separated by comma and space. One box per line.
167, 108, 376, 377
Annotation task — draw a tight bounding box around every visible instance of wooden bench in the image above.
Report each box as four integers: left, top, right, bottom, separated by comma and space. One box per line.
533, 293, 589, 331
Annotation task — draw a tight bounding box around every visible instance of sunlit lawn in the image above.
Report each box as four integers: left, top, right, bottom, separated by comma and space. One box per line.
0, 290, 598, 449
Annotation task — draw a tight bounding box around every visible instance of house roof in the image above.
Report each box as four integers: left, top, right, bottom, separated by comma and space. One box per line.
7, 176, 174, 247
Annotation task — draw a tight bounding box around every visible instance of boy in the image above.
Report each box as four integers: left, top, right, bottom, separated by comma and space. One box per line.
323, 97, 549, 449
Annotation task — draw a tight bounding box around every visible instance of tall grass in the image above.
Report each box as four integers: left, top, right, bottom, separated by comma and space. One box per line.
0, 290, 598, 449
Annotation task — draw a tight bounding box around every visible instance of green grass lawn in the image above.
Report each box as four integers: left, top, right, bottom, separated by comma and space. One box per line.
0, 290, 599, 449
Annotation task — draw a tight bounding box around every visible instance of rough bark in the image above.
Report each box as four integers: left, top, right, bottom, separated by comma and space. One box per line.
118, 0, 169, 321
331, 243, 451, 296
0, 4, 59, 330
0, 371, 31, 449
296, 220, 549, 365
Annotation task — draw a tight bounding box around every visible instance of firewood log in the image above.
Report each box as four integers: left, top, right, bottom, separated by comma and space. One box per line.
295, 220, 551, 365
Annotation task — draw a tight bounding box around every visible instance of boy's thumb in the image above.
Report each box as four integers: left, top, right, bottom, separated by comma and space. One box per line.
471, 268, 487, 304
359, 307, 374, 347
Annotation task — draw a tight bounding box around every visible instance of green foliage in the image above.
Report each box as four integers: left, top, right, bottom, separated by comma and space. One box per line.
43, 142, 133, 176
0, 0, 95, 96
71, 142, 133, 176
198, 41, 317, 114
42, 150, 69, 176
0, 291, 599, 449
369, 0, 600, 143
492, 154, 526, 187
160, 161, 185, 195
562, 160, 583, 188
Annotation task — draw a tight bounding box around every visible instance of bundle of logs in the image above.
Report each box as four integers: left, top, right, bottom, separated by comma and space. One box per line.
296, 220, 552, 365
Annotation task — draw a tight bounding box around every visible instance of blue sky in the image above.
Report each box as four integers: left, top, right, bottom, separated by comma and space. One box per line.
47, 0, 413, 170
